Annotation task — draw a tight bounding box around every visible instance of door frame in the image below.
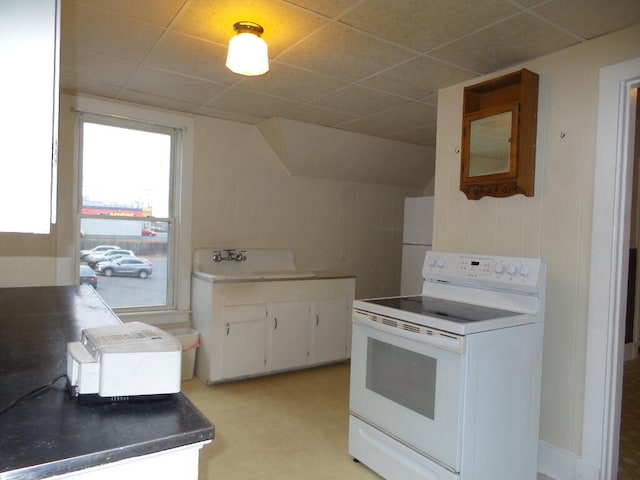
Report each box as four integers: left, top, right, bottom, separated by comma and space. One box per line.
583, 57, 640, 480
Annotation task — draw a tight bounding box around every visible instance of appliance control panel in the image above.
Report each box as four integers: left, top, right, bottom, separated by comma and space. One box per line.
423, 251, 544, 293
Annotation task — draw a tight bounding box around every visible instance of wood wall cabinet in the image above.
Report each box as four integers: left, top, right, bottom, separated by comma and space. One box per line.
460, 69, 539, 200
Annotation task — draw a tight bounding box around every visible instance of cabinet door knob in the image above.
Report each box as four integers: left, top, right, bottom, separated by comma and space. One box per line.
316, 314, 320, 326
225, 322, 230, 335
274, 317, 278, 330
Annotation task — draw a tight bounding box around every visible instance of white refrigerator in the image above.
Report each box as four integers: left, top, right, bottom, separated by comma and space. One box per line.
400, 196, 434, 295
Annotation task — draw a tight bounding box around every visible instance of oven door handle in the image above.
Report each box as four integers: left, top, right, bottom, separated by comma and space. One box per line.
352, 313, 465, 354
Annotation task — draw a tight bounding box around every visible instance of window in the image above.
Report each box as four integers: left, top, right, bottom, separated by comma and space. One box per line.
78, 113, 182, 311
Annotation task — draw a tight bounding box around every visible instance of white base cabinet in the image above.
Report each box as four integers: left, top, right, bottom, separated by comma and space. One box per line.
268, 301, 311, 372
191, 277, 355, 384
221, 304, 268, 380
310, 298, 350, 365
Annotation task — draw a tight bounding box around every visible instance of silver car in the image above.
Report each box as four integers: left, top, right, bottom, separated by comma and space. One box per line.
95, 257, 153, 279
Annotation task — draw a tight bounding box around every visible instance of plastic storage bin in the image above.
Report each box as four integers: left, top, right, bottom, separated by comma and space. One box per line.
166, 328, 200, 381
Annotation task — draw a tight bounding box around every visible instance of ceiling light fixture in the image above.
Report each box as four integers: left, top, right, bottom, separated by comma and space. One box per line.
225, 21, 269, 76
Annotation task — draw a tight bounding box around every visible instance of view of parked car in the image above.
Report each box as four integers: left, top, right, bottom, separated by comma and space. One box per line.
95, 257, 153, 279
79, 245, 120, 260
142, 228, 156, 236
86, 249, 135, 268
79, 265, 98, 289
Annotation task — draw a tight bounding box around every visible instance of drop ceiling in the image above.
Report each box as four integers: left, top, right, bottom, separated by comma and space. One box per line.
60, 0, 640, 147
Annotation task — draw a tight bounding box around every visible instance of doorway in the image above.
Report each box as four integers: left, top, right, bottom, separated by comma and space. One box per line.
624, 91, 640, 362
586, 58, 640, 480
619, 88, 640, 479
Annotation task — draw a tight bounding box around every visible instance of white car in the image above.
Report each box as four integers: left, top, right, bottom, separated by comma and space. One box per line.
86, 249, 135, 268
80, 245, 120, 260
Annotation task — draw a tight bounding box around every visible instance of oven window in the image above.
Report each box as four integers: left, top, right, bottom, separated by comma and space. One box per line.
366, 338, 436, 419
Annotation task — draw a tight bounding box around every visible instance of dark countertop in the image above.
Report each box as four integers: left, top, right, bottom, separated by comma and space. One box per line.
0, 286, 214, 480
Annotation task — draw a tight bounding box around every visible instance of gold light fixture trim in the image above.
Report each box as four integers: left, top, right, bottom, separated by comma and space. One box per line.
226, 21, 269, 76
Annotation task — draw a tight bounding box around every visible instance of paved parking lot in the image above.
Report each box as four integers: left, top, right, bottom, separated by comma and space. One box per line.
93, 257, 167, 308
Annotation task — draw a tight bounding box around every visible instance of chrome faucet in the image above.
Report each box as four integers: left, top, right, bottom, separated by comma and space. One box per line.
213, 249, 247, 262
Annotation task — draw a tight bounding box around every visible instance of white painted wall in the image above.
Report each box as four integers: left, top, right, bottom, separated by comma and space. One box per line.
190, 114, 421, 299
0, 94, 424, 302
433, 23, 640, 465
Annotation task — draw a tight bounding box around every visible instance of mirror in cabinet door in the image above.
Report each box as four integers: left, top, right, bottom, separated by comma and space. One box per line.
460, 69, 539, 200
221, 304, 267, 380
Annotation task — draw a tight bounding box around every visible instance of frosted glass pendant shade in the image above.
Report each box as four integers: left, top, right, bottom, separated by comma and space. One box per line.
226, 22, 269, 76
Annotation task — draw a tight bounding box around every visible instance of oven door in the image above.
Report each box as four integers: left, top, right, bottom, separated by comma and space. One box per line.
350, 309, 464, 473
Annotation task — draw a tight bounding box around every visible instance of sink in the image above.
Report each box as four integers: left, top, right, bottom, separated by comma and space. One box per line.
192, 248, 316, 283
254, 270, 316, 279
194, 271, 316, 283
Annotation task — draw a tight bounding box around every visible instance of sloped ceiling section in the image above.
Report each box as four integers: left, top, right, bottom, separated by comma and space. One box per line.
256, 118, 435, 189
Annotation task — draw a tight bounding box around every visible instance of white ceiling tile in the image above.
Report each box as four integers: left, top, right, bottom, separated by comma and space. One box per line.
60, 0, 640, 146
385, 123, 437, 147
145, 32, 239, 85
512, 0, 547, 7
70, 0, 186, 26
533, 0, 640, 39
336, 100, 437, 140
171, 0, 327, 57
284, 0, 362, 18
361, 56, 477, 99
194, 105, 267, 124
280, 104, 358, 126
60, 46, 138, 88
429, 13, 579, 73
421, 93, 439, 106
365, 102, 438, 131
60, 80, 123, 99
206, 87, 302, 118
336, 117, 395, 137
239, 62, 347, 102
313, 85, 409, 116
127, 67, 229, 105
339, 0, 520, 52
118, 90, 201, 113
61, 1, 164, 62
277, 23, 415, 81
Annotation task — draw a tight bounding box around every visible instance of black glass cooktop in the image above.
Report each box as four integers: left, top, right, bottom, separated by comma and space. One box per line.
365, 295, 521, 324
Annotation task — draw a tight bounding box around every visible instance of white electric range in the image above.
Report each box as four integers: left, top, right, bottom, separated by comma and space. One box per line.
349, 251, 546, 480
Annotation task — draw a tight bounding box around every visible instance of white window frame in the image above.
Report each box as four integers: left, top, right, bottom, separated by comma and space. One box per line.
73, 96, 193, 325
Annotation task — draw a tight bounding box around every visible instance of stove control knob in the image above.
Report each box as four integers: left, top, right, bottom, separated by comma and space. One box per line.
520, 264, 532, 276
427, 256, 437, 267
436, 256, 446, 268
494, 261, 505, 274
507, 263, 518, 275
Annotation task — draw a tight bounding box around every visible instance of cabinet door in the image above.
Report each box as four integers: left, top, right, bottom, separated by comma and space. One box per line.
221, 305, 267, 380
268, 301, 310, 372
1, 0, 60, 233
310, 299, 349, 364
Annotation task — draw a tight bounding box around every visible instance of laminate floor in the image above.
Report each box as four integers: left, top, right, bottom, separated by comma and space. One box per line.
182, 362, 554, 479
182, 362, 378, 480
